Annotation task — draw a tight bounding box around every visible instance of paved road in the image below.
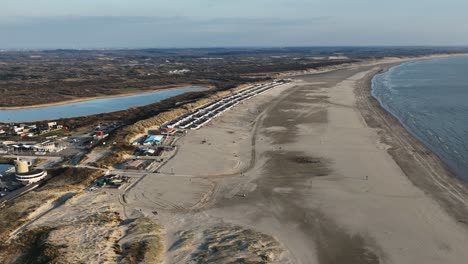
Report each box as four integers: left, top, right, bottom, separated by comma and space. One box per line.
1, 155, 63, 169
0, 182, 40, 208
83, 147, 111, 166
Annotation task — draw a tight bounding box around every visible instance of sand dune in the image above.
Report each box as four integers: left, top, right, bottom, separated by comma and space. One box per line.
6, 56, 468, 264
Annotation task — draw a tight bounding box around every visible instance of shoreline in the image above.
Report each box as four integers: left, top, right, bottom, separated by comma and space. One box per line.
140, 61, 468, 263
0, 84, 212, 110
279, 53, 468, 78
369, 57, 468, 183
1, 53, 465, 112
369, 62, 464, 180
4, 57, 468, 263
357, 63, 468, 219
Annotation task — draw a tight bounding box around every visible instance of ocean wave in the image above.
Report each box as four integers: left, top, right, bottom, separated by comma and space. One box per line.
372, 56, 468, 180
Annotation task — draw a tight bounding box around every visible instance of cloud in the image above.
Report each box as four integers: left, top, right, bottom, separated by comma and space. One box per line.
0, 15, 466, 48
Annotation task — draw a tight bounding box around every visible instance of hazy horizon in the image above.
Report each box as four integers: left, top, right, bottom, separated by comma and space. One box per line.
1, 0, 468, 49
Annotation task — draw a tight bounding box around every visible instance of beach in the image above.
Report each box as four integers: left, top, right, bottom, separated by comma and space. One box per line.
7, 56, 468, 263
123, 58, 468, 263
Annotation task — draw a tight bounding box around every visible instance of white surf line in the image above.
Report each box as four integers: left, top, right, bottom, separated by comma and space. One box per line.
359, 70, 468, 208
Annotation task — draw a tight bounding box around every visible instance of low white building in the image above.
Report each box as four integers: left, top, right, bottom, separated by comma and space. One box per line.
14, 159, 47, 185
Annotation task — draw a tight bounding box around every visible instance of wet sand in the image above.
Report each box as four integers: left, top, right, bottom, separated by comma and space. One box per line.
6, 56, 468, 263
126, 59, 468, 263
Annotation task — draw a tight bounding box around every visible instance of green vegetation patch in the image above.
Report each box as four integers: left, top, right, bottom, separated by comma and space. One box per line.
92, 145, 135, 169
169, 230, 195, 251
120, 217, 164, 264
189, 225, 283, 264
0, 226, 64, 264
0, 191, 58, 241
45, 167, 103, 190
0, 211, 122, 264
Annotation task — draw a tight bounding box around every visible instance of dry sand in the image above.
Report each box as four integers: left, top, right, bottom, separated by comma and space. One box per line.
7, 55, 468, 263
125, 57, 468, 263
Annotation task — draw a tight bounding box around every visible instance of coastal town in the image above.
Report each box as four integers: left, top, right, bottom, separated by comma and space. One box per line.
0, 79, 289, 203
2, 0, 468, 261
1, 46, 468, 264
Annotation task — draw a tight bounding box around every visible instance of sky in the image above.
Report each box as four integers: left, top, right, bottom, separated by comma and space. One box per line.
1, 0, 468, 49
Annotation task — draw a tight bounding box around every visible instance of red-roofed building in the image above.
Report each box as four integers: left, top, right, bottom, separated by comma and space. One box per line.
159, 127, 175, 135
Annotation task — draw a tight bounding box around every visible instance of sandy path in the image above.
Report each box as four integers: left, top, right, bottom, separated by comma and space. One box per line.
126, 61, 468, 263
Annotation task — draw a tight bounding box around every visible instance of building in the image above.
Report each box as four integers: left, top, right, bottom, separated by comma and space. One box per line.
38, 121, 59, 134
138, 147, 164, 156
37, 141, 61, 152
122, 159, 147, 170
16, 169, 47, 185
14, 158, 47, 185
143, 135, 164, 145
14, 159, 31, 173
13, 125, 26, 135
159, 127, 175, 135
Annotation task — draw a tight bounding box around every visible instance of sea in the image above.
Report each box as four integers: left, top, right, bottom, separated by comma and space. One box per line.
372, 55, 468, 181
0, 164, 13, 174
